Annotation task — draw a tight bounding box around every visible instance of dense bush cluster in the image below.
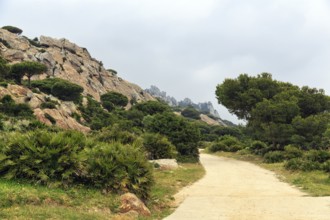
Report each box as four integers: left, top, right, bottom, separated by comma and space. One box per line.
100, 91, 128, 111
0, 129, 153, 199
207, 135, 244, 153
31, 78, 83, 102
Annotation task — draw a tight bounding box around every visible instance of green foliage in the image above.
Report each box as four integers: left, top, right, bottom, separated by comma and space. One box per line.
142, 133, 177, 160
83, 142, 153, 200
0, 57, 10, 80
264, 151, 285, 163
285, 158, 322, 171
51, 81, 83, 102
250, 140, 268, 155
133, 100, 171, 116
144, 112, 200, 162
284, 145, 303, 159
218, 135, 244, 152
2, 26, 23, 35
0, 95, 33, 118
0, 130, 86, 186
93, 124, 137, 145
100, 92, 128, 111
44, 113, 56, 125
181, 106, 201, 120
10, 61, 47, 86
0, 38, 11, 48
31, 78, 83, 102
305, 150, 330, 163
40, 102, 56, 109
207, 142, 227, 153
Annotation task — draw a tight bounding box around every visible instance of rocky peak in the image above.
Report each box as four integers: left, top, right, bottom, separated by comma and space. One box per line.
0, 28, 154, 103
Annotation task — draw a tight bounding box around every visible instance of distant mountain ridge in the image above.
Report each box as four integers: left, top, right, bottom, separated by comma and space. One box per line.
145, 85, 232, 126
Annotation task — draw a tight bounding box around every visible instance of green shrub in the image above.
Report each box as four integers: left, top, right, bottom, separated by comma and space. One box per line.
51, 81, 83, 102
40, 102, 57, 109
142, 133, 177, 160
2, 26, 23, 35
31, 78, 83, 102
133, 101, 170, 116
219, 135, 243, 152
284, 145, 303, 159
44, 113, 56, 125
93, 124, 137, 145
101, 92, 128, 110
83, 142, 153, 200
0, 82, 8, 88
0, 38, 11, 48
285, 158, 322, 171
208, 141, 227, 152
181, 106, 201, 120
0, 130, 86, 186
264, 151, 285, 163
0, 95, 33, 118
250, 140, 268, 155
305, 150, 330, 163
322, 160, 330, 173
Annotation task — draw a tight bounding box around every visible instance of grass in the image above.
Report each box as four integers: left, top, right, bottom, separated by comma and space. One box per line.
211, 151, 330, 196
141, 163, 205, 220
0, 163, 205, 219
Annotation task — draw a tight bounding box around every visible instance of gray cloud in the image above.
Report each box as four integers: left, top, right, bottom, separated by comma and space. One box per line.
1, 0, 330, 123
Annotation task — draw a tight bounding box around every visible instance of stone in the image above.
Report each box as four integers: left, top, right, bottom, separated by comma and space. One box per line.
150, 159, 179, 170
119, 193, 151, 217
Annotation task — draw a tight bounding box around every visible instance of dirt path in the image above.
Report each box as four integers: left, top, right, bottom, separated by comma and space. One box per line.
164, 153, 330, 220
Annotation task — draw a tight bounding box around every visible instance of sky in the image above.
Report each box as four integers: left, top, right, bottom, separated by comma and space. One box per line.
1, 0, 330, 124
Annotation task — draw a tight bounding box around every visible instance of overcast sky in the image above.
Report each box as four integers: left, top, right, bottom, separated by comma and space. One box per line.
1, 0, 330, 123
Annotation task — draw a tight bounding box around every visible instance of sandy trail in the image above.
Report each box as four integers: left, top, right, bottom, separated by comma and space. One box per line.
164, 153, 330, 220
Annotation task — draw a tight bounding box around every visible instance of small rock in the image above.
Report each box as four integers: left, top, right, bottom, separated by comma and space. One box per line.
120, 193, 151, 217
150, 159, 179, 170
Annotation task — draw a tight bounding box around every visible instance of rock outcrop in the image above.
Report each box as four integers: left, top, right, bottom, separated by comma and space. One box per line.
0, 29, 154, 103
0, 28, 155, 131
119, 193, 151, 217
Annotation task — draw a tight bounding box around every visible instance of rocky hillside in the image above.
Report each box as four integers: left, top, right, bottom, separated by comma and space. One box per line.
0, 28, 154, 131
0, 29, 154, 103
145, 85, 229, 126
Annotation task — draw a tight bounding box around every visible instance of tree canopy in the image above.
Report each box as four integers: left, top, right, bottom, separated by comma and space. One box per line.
10, 61, 47, 87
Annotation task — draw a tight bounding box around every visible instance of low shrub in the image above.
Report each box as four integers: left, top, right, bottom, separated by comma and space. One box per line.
264, 151, 285, 163
250, 140, 268, 155
219, 135, 244, 152
83, 142, 153, 200
284, 145, 303, 159
101, 92, 128, 110
2, 26, 23, 35
40, 102, 57, 109
142, 133, 177, 159
208, 141, 227, 153
93, 124, 137, 145
0, 130, 86, 186
305, 150, 330, 163
285, 158, 322, 171
0, 95, 33, 118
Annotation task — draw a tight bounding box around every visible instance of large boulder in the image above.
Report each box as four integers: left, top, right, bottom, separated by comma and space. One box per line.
119, 193, 151, 217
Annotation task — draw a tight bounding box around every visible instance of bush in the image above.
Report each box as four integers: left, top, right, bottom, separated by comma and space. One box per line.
93, 124, 138, 145
142, 133, 177, 160
284, 145, 303, 159
264, 151, 285, 163
101, 92, 128, 110
2, 26, 23, 35
83, 142, 153, 200
208, 142, 227, 153
51, 81, 83, 102
285, 158, 322, 171
0, 95, 33, 118
31, 78, 83, 102
0, 130, 86, 186
40, 102, 57, 109
250, 140, 268, 155
219, 135, 243, 152
305, 150, 330, 163
44, 113, 56, 125
181, 106, 201, 120
133, 101, 170, 116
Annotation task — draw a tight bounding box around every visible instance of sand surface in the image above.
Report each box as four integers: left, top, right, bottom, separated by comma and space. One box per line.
164, 153, 330, 220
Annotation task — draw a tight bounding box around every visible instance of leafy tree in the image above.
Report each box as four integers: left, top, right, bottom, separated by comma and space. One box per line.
2, 25, 23, 35
100, 91, 128, 111
133, 100, 171, 116
142, 133, 177, 159
144, 112, 200, 162
181, 106, 201, 120
10, 61, 47, 87
51, 80, 83, 102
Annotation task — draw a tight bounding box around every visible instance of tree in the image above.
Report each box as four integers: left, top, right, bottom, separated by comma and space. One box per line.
132, 100, 170, 116
100, 91, 128, 111
10, 61, 47, 87
144, 112, 200, 162
181, 106, 201, 120
0, 57, 10, 80
2, 26, 23, 35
